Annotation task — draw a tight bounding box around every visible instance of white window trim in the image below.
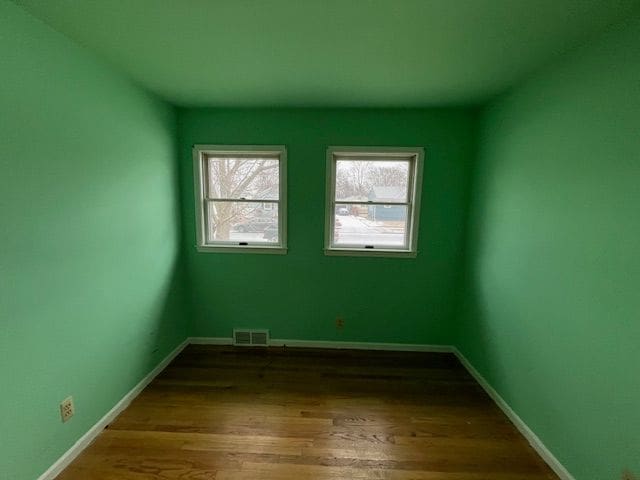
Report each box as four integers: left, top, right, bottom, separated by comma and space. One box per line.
324, 146, 424, 258
193, 144, 287, 254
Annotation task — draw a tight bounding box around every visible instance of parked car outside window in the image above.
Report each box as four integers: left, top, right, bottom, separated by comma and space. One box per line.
232, 218, 275, 233
262, 224, 278, 241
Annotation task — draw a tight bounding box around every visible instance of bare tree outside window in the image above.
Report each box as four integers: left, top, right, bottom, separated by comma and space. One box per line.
206, 156, 280, 241
335, 160, 409, 201
194, 145, 287, 253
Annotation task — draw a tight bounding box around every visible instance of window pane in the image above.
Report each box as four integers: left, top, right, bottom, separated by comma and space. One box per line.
207, 157, 279, 200
333, 204, 408, 248
206, 201, 278, 244
335, 160, 409, 203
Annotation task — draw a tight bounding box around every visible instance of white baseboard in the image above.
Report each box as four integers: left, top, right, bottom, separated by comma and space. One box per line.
269, 338, 453, 352
452, 348, 575, 480
37, 339, 189, 480
188, 336, 233, 345
188, 336, 452, 352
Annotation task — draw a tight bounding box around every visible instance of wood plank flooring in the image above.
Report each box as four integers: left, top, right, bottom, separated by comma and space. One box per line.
56, 345, 558, 479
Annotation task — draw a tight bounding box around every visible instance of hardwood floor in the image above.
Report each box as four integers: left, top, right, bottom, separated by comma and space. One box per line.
56, 345, 558, 479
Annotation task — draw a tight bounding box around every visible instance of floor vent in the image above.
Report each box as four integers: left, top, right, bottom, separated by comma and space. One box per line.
233, 329, 269, 346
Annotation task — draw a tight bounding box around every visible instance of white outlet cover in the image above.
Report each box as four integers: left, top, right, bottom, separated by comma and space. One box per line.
60, 396, 74, 422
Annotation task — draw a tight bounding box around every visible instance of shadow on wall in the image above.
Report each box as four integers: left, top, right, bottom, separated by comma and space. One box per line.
134, 252, 191, 378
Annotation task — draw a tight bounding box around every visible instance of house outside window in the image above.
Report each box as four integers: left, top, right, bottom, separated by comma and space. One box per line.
325, 146, 424, 257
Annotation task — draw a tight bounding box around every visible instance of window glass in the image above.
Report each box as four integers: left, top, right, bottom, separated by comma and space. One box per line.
333, 205, 408, 248
206, 201, 278, 244
335, 160, 409, 203
325, 148, 423, 256
193, 146, 286, 253
207, 157, 279, 200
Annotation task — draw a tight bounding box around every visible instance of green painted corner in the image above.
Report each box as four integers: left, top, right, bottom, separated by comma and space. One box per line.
0, 2, 188, 479
455, 15, 640, 480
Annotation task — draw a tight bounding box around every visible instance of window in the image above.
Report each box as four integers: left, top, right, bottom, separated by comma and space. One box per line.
325, 147, 424, 257
193, 145, 287, 253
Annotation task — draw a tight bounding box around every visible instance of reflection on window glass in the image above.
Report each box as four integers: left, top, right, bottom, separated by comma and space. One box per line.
333, 205, 408, 247
207, 157, 279, 200
207, 201, 278, 243
335, 160, 409, 202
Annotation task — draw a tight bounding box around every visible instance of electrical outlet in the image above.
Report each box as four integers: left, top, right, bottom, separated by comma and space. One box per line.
335, 316, 344, 329
60, 396, 74, 423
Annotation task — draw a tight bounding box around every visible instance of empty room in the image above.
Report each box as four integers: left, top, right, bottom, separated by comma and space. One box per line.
1, 1, 639, 479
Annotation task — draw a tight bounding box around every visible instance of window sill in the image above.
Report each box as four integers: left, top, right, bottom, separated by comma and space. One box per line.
324, 248, 417, 258
196, 245, 287, 255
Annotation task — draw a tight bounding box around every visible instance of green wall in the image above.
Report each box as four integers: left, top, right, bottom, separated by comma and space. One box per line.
179, 108, 476, 344
0, 2, 187, 479
4, 2, 638, 479
456, 16, 640, 480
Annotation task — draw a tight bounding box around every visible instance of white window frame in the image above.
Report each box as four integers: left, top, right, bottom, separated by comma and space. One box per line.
324, 146, 424, 258
193, 145, 287, 254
